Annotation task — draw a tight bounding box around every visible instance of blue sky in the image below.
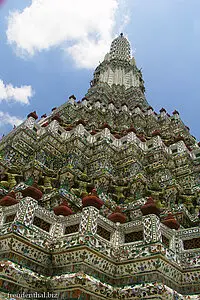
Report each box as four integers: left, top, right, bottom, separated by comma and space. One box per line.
0, 0, 200, 140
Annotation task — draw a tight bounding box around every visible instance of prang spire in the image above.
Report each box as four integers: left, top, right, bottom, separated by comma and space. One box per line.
90, 34, 144, 89
109, 33, 131, 61
88, 34, 148, 108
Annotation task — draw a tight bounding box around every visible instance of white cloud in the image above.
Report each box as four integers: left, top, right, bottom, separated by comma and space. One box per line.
6, 0, 128, 68
0, 111, 23, 127
0, 79, 33, 104
67, 38, 111, 69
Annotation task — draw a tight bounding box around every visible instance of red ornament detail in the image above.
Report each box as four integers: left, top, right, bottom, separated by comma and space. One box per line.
90, 130, 97, 135
141, 197, 160, 216
54, 201, 73, 216
65, 126, 73, 131
27, 111, 38, 120
173, 110, 179, 115
52, 114, 62, 123
152, 130, 161, 137
162, 213, 180, 230
22, 185, 43, 200
0, 192, 18, 206
108, 206, 126, 223
102, 123, 111, 130
41, 122, 49, 127
82, 193, 104, 210
138, 135, 146, 142
76, 119, 86, 126
174, 135, 184, 142
41, 114, 47, 118
186, 145, 192, 152
127, 126, 137, 134
114, 133, 121, 139
69, 95, 76, 100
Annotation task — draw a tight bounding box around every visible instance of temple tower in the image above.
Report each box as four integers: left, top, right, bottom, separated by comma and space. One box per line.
0, 34, 200, 299
88, 33, 148, 109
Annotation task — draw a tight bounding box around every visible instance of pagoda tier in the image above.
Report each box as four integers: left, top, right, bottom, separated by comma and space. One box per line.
0, 34, 200, 299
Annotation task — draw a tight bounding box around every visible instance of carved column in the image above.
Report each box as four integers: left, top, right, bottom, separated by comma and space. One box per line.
143, 214, 161, 244
50, 219, 64, 237
110, 222, 124, 247
15, 197, 38, 227
79, 207, 99, 236
48, 120, 59, 133
0, 207, 3, 226
169, 234, 176, 251
24, 116, 36, 129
